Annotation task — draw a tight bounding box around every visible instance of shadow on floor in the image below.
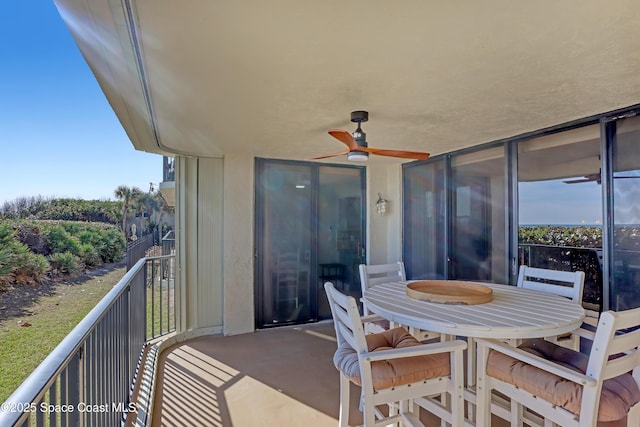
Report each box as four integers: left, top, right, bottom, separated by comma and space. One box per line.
150, 321, 508, 427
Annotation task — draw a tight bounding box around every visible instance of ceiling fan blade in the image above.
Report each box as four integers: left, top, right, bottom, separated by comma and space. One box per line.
310, 148, 350, 160
563, 177, 598, 184
362, 147, 430, 160
563, 172, 601, 184
328, 129, 358, 150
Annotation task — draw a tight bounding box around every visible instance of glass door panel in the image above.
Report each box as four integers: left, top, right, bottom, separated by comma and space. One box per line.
517, 125, 602, 311
611, 116, 640, 310
403, 160, 447, 279
451, 147, 506, 283
317, 166, 365, 319
256, 162, 313, 326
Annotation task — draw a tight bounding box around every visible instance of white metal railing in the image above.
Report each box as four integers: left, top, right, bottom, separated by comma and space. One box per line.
0, 255, 175, 427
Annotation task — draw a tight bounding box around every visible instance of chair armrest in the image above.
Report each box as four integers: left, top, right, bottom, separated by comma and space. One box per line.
361, 314, 387, 324
571, 327, 596, 341
363, 339, 467, 362
476, 338, 596, 387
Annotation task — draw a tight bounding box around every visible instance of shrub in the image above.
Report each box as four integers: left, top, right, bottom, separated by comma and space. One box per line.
99, 229, 126, 263
11, 243, 49, 285
46, 226, 81, 255
79, 243, 101, 268
0, 250, 13, 291
15, 222, 50, 255
518, 226, 602, 248
0, 223, 14, 247
77, 229, 102, 246
48, 252, 81, 276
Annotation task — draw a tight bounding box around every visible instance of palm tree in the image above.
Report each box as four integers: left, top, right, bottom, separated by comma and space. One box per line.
133, 192, 156, 236
150, 190, 173, 243
114, 185, 142, 238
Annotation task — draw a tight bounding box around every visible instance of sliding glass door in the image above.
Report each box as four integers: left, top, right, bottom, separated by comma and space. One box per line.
255, 159, 365, 327
403, 147, 506, 284
517, 125, 603, 312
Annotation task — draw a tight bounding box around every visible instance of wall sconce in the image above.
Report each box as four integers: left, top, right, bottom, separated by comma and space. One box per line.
376, 193, 389, 216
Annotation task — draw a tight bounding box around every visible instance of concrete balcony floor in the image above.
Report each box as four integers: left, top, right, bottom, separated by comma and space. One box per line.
144, 321, 509, 427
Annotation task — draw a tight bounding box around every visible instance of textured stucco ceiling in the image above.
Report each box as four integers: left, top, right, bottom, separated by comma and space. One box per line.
55, 0, 640, 164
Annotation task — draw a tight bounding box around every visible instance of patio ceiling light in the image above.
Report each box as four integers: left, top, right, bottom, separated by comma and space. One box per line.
347, 151, 369, 161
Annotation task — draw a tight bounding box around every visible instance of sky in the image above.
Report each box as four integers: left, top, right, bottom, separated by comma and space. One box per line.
519, 179, 602, 225
0, 2, 162, 204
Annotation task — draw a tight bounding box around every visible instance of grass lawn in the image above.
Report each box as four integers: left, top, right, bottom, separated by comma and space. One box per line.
0, 266, 125, 403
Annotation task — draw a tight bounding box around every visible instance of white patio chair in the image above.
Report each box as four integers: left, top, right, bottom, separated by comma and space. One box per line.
475, 306, 640, 427
324, 282, 467, 427
359, 262, 440, 341
517, 266, 585, 350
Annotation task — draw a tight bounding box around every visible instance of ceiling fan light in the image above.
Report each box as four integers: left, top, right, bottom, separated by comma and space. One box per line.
348, 151, 369, 161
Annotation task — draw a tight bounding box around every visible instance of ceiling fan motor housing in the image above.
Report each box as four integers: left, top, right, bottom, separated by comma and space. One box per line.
350, 110, 368, 123
350, 110, 368, 148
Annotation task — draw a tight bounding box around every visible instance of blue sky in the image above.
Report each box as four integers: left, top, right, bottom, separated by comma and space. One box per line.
0, 2, 162, 204
519, 179, 602, 225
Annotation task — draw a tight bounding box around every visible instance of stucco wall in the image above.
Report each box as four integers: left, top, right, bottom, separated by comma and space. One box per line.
366, 163, 403, 265
222, 154, 255, 335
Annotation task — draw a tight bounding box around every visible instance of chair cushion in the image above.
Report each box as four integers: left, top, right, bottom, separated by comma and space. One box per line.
486, 338, 640, 422
333, 327, 451, 390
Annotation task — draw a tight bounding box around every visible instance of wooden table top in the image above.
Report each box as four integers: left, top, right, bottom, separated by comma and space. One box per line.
363, 281, 585, 339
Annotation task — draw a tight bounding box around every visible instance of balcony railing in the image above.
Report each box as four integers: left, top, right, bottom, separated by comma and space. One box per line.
126, 234, 155, 270
0, 255, 175, 427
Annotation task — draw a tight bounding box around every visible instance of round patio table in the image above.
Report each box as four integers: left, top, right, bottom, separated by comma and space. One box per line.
363, 281, 585, 339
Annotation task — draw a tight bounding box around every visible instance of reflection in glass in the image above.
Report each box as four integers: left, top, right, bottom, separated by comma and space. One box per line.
611, 116, 640, 310
451, 148, 506, 283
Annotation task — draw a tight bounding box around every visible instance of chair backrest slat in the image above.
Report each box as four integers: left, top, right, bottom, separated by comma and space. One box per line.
517, 266, 585, 303
359, 262, 406, 314
325, 282, 369, 353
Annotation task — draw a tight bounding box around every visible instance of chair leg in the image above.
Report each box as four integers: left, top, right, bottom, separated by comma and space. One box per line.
475, 343, 492, 427
339, 373, 350, 427
363, 401, 377, 427
451, 350, 465, 427
627, 402, 640, 426
509, 399, 523, 427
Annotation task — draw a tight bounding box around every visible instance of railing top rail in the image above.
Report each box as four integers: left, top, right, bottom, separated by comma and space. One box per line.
0, 257, 149, 425
146, 254, 175, 261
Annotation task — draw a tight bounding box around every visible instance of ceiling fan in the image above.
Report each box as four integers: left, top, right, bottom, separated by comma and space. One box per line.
563, 170, 640, 184
311, 110, 430, 161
